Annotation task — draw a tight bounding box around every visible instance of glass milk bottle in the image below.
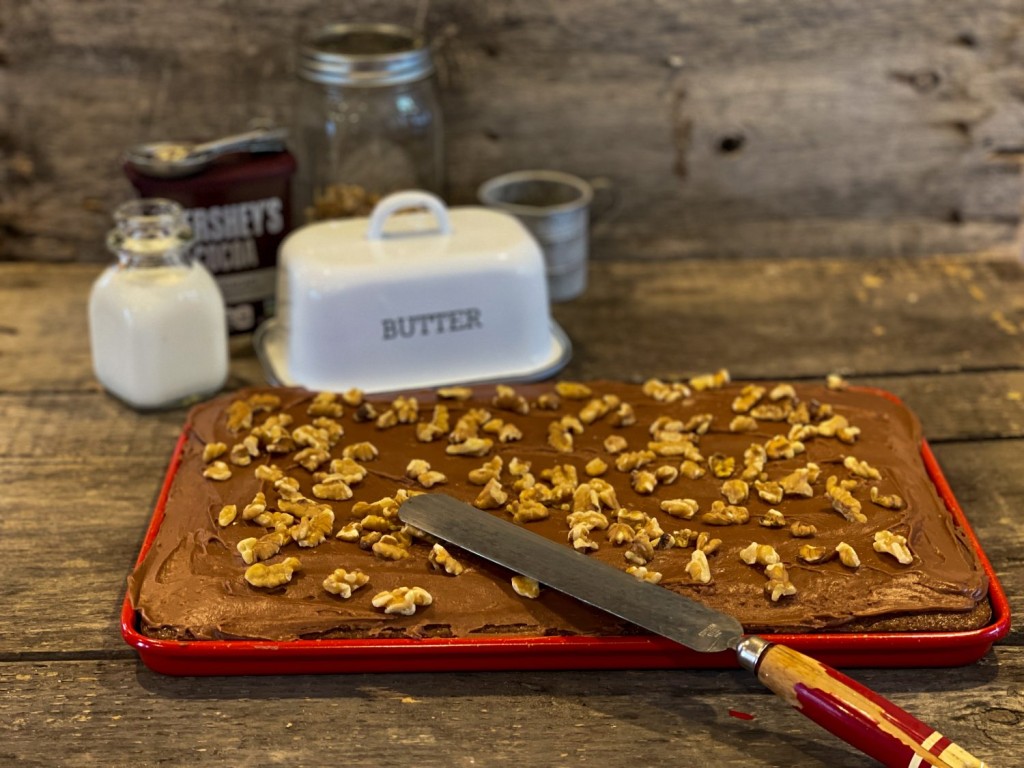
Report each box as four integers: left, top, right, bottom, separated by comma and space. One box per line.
88, 199, 229, 409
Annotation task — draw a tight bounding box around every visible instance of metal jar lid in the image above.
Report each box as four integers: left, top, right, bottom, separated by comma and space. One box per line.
299, 23, 434, 86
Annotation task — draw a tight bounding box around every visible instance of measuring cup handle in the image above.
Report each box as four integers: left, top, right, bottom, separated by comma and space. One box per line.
367, 191, 452, 239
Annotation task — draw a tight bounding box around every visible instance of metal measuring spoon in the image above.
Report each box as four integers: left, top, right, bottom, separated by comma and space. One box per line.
125, 127, 288, 178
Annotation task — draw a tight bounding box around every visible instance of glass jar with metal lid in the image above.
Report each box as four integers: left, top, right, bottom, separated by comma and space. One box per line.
294, 23, 444, 223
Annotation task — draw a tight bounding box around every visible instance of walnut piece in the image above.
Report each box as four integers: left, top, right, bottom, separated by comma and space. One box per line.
202, 461, 232, 481
626, 565, 663, 584
873, 530, 913, 564
217, 504, 237, 527
739, 542, 781, 566
764, 562, 797, 601
429, 544, 465, 575
870, 486, 906, 510
835, 541, 861, 568
245, 557, 301, 588
511, 575, 540, 598
371, 586, 433, 615
660, 498, 699, 519
237, 532, 288, 565
685, 550, 712, 583
322, 568, 369, 598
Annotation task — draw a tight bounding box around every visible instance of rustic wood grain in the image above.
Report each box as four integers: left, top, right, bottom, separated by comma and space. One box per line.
3, 1, 1023, 263
1, 652, 1019, 768
4, 255, 1024, 393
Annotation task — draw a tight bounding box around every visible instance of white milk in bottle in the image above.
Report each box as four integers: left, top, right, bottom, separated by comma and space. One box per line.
89, 198, 228, 409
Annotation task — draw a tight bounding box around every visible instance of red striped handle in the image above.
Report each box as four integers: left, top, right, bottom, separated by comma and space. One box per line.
754, 643, 987, 767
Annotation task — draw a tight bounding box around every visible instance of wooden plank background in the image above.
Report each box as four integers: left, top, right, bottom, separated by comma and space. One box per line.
3, 0, 1024, 263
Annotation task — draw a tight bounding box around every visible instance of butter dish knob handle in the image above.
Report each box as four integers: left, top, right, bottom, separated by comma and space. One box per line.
737, 637, 987, 767
367, 190, 452, 239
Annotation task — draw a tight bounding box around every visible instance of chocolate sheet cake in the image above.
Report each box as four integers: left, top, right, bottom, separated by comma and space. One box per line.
127, 376, 989, 642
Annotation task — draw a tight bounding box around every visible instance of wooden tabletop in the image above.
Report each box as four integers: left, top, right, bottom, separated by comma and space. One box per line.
2, 254, 1022, 767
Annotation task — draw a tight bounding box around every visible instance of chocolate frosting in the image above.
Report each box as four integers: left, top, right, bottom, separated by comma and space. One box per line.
127, 380, 988, 641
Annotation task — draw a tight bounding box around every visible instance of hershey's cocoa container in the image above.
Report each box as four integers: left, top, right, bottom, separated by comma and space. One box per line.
124, 136, 296, 335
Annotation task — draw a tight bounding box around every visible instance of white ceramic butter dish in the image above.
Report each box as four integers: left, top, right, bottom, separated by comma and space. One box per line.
256, 191, 571, 393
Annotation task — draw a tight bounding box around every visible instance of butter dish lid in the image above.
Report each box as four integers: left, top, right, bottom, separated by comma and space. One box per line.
267, 191, 572, 393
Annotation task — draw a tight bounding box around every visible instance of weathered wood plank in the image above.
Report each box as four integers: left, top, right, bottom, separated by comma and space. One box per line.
3, 0, 1023, 263
4, 255, 1024, 394
1, 652, 1020, 767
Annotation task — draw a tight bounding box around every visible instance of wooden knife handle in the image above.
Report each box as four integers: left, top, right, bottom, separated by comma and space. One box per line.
738, 638, 988, 767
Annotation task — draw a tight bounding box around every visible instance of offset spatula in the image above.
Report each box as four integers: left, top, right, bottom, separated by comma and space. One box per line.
400, 494, 988, 768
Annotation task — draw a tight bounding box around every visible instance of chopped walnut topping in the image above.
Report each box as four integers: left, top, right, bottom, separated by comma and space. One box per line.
217, 504, 237, 527
372, 534, 410, 561
511, 575, 540, 598
817, 414, 849, 438
254, 463, 284, 483
335, 521, 362, 542
616, 508, 648, 527
323, 568, 369, 598
307, 392, 344, 418
626, 565, 663, 584
571, 483, 600, 513
203, 442, 228, 463
739, 542, 781, 566
750, 403, 790, 422
447, 437, 494, 457
416, 404, 451, 442
679, 460, 706, 480
603, 434, 628, 454
686, 550, 712, 583
547, 416, 583, 453
474, 477, 508, 509
827, 482, 867, 523
779, 467, 815, 497
741, 443, 768, 481
229, 443, 253, 466
294, 446, 330, 472
606, 522, 635, 545
492, 385, 530, 415
340, 388, 365, 406
241, 491, 268, 521
237, 532, 288, 565
323, 458, 365, 486
708, 453, 736, 479
375, 409, 398, 429
342, 441, 379, 461
615, 450, 656, 472
625, 531, 655, 564
352, 402, 378, 422
826, 373, 849, 391
689, 368, 730, 391
568, 510, 610, 531
641, 378, 690, 403
468, 456, 504, 485
769, 383, 796, 401
226, 400, 253, 433
534, 393, 561, 410
764, 562, 797, 601
610, 402, 637, 427
701, 500, 749, 526
631, 470, 658, 495
555, 381, 592, 400
244, 557, 301, 588
695, 531, 722, 555
569, 522, 600, 552
835, 541, 861, 568
247, 392, 281, 412
509, 499, 550, 524
578, 395, 619, 424
837, 425, 861, 444
869, 486, 906, 510
721, 478, 750, 504
437, 386, 473, 401
754, 480, 784, 504
788, 423, 819, 442
203, 461, 232, 481
585, 457, 609, 477
759, 509, 787, 528
371, 586, 432, 615
391, 396, 419, 424
427, 543, 463, 574
798, 544, 831, 564
729, 415, 759, 433
764, 434, 804, 460
790, 521, 817, 538
873, 530, 913, 564
654, 465, 679, 484
732, 384, 766, 414
844, 455, 882, 480
290, 507, 335, 548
